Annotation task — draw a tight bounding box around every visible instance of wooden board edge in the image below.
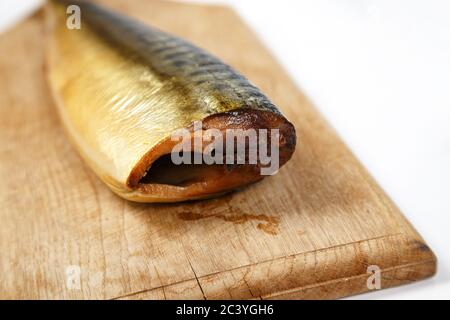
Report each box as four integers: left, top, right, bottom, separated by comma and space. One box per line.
113, 234, 436, 300
115, 279, 206, 300
262, 258, 436, 300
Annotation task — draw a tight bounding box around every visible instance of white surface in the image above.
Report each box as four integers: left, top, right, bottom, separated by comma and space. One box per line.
1, 0, 449, 299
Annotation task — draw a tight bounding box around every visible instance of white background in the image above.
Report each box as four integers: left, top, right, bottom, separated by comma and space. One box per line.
1, 0, 449, 299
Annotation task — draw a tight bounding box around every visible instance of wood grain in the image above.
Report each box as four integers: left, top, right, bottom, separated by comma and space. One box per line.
0, 0, 436, 299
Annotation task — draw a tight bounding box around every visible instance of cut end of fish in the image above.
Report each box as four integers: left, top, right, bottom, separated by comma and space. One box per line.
121, 109, 296, 202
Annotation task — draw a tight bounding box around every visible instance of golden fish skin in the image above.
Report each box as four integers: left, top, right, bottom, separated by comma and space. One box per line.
46, 0, 296, 202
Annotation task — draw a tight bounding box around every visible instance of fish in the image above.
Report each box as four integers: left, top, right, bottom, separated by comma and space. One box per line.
45, 0, 296, 202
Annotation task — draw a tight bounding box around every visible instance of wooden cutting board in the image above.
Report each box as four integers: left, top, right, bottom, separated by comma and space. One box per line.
0, 0, 436, 300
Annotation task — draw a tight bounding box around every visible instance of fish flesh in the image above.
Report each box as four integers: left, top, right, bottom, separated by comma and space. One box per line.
45, 0, 296, 202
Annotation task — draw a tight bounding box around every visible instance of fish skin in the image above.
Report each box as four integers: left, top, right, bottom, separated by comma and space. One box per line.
61, 0, 280, 115
46, 0, 296, 202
